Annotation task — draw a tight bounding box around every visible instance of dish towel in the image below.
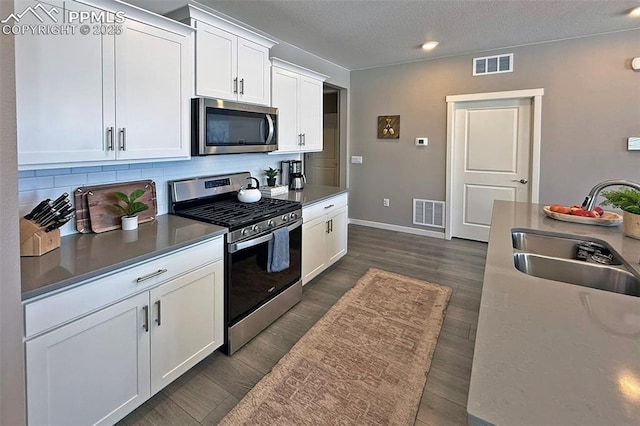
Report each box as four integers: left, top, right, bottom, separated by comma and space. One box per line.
267, 227, 290, 273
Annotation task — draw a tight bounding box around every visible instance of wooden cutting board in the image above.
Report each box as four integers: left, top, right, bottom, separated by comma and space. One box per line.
75, 181, 157, 233
74, 183, 120, 234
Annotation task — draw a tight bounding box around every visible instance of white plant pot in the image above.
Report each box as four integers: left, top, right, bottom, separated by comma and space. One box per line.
121, 215, 138, 231
622, 211, 640, 240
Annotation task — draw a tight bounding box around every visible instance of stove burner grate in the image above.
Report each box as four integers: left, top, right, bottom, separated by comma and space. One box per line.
178, 197, 298, 227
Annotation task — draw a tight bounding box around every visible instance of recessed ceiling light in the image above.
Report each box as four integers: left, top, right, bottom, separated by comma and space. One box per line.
421, 41, 439, 50
630, 6, 640, 17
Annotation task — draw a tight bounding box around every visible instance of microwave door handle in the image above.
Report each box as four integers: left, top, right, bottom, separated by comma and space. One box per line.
265, 114, 274, 144
228, 220, 302, 253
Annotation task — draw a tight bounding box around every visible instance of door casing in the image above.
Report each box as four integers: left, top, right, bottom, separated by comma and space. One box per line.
445, 88, 544, 240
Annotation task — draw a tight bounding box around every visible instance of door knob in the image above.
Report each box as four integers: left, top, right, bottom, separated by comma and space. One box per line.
512, 178, 528, 184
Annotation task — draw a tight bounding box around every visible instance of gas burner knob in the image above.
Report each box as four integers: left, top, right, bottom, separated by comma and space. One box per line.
267, 220, 276, 228
252, 224, 262, 232
241, 228, 250, 236
289, 212, 298, 220
282, 214, 289, 222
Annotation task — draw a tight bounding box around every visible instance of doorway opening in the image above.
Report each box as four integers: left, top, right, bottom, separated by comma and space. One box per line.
304, 84, 345, 187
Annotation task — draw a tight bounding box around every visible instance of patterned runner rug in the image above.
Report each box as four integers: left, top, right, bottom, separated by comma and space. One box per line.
219, 268, 452, 425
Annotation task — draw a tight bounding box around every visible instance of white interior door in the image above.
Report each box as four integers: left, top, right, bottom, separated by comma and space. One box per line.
452, 98, 532, 241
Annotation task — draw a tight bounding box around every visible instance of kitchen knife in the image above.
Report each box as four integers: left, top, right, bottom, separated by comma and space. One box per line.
45, 212, 74, 232
50, 197, 69, 212
24, 199, 51, 220
51, 192, 69, 206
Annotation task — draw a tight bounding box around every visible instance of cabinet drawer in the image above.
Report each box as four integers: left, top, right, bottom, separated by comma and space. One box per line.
302, 193, 348, 223
24, 236, 223, 338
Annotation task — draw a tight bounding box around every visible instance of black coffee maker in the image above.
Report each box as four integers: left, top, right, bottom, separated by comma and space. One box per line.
281, 160, 305, 191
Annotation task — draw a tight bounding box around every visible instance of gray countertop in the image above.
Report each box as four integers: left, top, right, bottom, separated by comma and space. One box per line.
270, 185, 348, 206
21, 215, 227, 301
468, 201, 640, 425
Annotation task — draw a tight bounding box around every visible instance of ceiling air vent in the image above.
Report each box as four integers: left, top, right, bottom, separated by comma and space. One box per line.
413, 199, 445, 228
473, 53, 513, 76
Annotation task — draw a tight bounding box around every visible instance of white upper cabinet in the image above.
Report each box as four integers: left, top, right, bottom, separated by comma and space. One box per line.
271, 58, 327, 153
168, 4, 276, 106
15, 0, 193, 169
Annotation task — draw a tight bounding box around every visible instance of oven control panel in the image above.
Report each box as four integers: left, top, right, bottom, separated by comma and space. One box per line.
228, 209, 302, 243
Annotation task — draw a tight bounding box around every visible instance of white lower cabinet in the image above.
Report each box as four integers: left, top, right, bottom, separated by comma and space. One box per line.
149, 264, 222, 394
26, 293, 150, 426
302, 194, 348, 284
24, 237, 224, 425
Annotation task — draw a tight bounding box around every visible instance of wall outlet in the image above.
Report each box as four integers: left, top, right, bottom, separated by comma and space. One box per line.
351, 156, 363, 164
415, 137, 428, 146
383, 198, 390, 207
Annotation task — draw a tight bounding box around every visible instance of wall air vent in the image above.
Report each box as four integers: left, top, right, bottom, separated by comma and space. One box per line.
413, 199, 445, 228
473, 53, 513, 76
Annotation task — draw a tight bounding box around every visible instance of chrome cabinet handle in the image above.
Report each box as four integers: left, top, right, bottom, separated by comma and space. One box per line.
233, 78, 238, 94
298, 134, 302, 146
142, 305, 149, 332
329, 219, 333, 233
155, 300, 161, 326
107, 127, 114, 151
240, 78, 244, 95
119, 128, 126, 151
136, 269, 168, 283
512, 178, 528, 184
302, 133, 306, 145
324, 204, 335, 209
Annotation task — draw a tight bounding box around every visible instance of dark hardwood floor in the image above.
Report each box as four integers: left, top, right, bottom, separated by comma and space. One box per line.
120, 224, 487, 426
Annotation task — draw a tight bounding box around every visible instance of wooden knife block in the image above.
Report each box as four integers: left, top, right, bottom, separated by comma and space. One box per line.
20, 218, 61, 257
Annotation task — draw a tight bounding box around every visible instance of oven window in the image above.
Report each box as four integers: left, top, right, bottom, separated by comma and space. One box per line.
227, 225, 302, 325
206, 108, 271, 146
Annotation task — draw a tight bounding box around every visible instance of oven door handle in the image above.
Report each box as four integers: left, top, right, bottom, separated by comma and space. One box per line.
229, 220, 302, 253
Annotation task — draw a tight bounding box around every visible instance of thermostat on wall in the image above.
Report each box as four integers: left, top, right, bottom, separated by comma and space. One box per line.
629, 137, 640, 151
632, 57, 640, 71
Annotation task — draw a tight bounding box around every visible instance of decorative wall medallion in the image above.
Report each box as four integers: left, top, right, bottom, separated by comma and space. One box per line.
378, 115, 400, 139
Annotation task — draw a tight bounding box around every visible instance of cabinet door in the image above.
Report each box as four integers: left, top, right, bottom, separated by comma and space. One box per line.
327, 206, 348, 264
194, 21, 238, 100
299, 76, 324, 152
26, 293, 150, 426
272, 67, 301, 153
15, 0, 115, 166
237, 38, 270, 105
302, 216, 328, 284
149, 261, 223, 394
115, 19, 189, 160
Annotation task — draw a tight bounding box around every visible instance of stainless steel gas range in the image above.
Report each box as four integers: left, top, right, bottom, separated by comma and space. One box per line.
168, 172, 302, 354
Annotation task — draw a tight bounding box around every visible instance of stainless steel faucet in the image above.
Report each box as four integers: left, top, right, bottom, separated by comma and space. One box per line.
582, 179, 640, 210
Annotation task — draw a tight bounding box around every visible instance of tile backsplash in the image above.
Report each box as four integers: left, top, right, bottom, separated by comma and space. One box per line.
18, 153, 300, 236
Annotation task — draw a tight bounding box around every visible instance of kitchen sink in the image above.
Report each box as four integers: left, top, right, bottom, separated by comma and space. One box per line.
511, 229, 622, 265
513, 253, 640, 297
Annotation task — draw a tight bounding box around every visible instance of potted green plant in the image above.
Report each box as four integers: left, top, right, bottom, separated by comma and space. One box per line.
600, 188, 640, 240
264, 167, 279, 187
112, 189, 149, 231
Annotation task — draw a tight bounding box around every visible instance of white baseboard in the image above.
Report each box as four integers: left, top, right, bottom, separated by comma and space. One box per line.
348, 219, 445, 239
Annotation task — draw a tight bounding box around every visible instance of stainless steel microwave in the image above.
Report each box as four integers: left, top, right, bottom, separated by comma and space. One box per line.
192, 98, 278, 155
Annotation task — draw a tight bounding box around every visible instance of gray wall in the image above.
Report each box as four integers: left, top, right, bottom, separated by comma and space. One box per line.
0, 0, 27, 422
349, 29, 640, 232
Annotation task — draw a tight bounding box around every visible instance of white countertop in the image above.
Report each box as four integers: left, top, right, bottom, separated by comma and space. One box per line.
468, 201, 640, 426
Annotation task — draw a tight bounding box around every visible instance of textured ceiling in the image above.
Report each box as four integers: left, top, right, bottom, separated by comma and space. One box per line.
129, 0, 640, 70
